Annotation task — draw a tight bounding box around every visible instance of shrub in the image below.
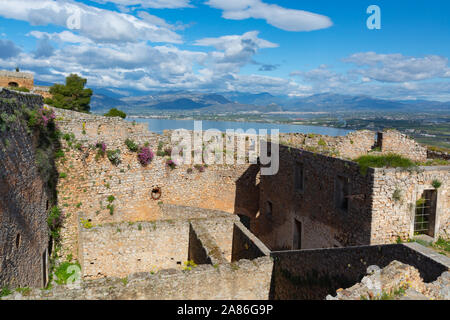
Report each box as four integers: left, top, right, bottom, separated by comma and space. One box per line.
194, 164, 205, 172
107, 204, 115, 215
353, 154, 416, 176
125, 138, 138, 152
45, 74, 93, 113
138, 147, 154, 166
59, 172, 67, 179
1, 286, 12, 298
166, 158, 177, 170
54, 260, 81, 285
392, 189, 402, 202
80, 218, 93, 229
107, 195, 115, 203
104, 108, 126, 119
8, 86, 30, 93
318, 138, 327, 147
107, 149, 121, 166
47, 206, 64, 242
432, 179, 442, 189
164, 147, 172, 157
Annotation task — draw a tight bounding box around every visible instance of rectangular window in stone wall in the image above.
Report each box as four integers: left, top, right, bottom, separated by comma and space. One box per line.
294, 163, 304, 191
266, 201, 273, 218
335, 175, 350, 212
414, 190, 437, 237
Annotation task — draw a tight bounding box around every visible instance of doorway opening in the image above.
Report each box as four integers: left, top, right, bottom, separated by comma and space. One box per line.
293, 219, 302, 250
414, 190, 437, 237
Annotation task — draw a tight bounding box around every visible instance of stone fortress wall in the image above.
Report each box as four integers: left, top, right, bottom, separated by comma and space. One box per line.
0, 71, 34, 89
0, 89, 50, 288
51, 107, 258, 261
255, 145, 375, 251
279, 128, 428, 162
255, 137, 448, 252
78, 207, 239, 279
0, 70, 52, 98
270, 242, 450, 300
1, 89, 448, 299
371, 166, 450, 243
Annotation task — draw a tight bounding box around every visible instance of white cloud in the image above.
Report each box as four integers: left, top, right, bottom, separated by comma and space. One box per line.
194, 31, 277, 72
0, 0, 182, 43
90, 0, 192, 9
0, 39, 21, 59
344, 52, 450, 82
206, 0, 332, 31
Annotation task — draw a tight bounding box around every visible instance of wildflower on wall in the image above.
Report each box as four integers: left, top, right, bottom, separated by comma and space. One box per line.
138, 147, 154, 166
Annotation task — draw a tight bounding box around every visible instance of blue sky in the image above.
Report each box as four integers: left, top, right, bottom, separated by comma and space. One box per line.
0, 0, 449, 100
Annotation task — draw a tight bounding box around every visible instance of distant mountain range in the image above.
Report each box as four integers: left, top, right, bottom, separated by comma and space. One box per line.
89, 89, 450, 114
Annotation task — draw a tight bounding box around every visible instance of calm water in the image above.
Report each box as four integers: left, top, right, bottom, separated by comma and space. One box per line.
129, 118, 352, 136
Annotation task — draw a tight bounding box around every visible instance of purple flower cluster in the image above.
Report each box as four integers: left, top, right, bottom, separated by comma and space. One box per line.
166, 158, 177, 169
95, 141, 107, 157
39, 107, 56, 127
138, 147, 154, 166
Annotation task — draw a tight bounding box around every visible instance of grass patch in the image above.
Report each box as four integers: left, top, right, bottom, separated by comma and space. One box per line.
54, 261, 81, 285
353, 154, 416, 176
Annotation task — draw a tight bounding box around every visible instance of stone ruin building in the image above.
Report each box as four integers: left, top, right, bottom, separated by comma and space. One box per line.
0, 70, 52, 98
0, 89, 449, 300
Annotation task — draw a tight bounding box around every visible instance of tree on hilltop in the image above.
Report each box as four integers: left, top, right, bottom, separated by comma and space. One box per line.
45, 74, 93, 113
104, 108, 126, 119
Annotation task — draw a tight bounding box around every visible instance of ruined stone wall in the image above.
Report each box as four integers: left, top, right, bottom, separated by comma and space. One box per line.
270, 243, 450, 300
0, 71, 34, 90
51, 108, 257, 259
78, 208, 239, 279
380, 130, 427, 162
3, 256, 274, 300
0, 89, 49, 288
32, 87, 52, 99
255, 144, 374, 251
79, 220, 190, 279
280, 129, 428, 162
370, 166, 450, 243
280, 130, 376, 160
232, 221, 271, 262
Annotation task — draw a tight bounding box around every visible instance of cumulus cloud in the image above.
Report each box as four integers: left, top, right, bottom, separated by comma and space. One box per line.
206, 0, 332, 31
0, 0, 182, 43
344, 52, 450, 83
34, 35, 55, 58
90, 0, 192, 9
194, 31, 277, 72
0, 39, 21, 59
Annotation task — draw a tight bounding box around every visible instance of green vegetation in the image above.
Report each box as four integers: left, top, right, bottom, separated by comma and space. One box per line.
47, 206, 64, 244
44, 74, 93, 113
317, 138, 327, 147
434, 237, 450, 253
104, 108, 126, 119
1, 286, 12, 298
15, 287, 31, 296
125, 138, 138, 152
80, 218, 93, 229
59, 172, 67, 179
54, 260, 81, 285
7, 86, 30, 93
392, 189, 402, 202
183, 260, 198, 271
107, 149, 121, 166
107, 195, 115, 203
432, 179, 442, 189
354, 154, 416, 176
107, 204, 115, 215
